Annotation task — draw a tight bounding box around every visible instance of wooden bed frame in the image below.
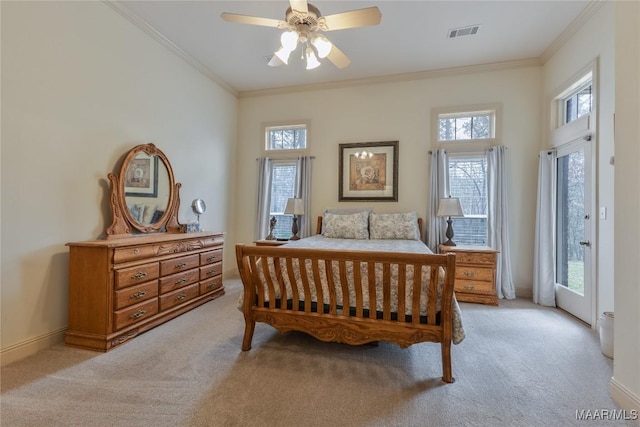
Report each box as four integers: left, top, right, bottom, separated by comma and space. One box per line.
235, 238, 458, 382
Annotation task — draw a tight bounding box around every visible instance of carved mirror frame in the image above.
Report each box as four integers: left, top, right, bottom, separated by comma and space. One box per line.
105, 143, 181, 238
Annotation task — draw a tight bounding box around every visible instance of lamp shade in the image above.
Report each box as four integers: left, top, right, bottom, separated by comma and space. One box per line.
284, 198, 305, 215
437, 197, 464, 217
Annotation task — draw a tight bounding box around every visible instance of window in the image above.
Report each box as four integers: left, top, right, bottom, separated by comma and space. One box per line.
448, 154, 488, 245
268, 161, 297, 238
264, 123, 308, 154
438, 110, 495, 142
563, 81, 592, 124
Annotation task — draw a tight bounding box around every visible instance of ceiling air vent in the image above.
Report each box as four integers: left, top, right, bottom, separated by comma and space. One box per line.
448, 25, 480, 39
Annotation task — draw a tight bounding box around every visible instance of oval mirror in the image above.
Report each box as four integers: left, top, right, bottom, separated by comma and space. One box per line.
119, 144, 175, 233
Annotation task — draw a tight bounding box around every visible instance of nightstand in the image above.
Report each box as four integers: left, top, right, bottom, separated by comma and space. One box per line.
439, 245, 499, 306
254, 239, 289, 246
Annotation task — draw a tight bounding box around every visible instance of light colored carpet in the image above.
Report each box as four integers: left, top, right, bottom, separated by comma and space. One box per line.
1, 279, 633, 427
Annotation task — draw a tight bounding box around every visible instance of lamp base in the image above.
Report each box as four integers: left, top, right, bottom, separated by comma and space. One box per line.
442, 216, 456, 246
290, 216, 300, 240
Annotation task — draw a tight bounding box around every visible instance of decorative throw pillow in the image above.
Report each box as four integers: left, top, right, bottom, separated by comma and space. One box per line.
323, 211, 369, 239
369, 212, 420, 240
321, 207, 373, 234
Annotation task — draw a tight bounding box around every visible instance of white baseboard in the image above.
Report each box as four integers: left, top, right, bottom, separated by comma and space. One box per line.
611, 376, 640, 424
0, 328, 66, 367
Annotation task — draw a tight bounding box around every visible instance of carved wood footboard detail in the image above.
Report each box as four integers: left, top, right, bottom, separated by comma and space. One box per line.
254, 309, 442, 348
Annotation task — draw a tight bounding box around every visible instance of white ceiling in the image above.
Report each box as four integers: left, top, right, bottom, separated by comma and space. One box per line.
111, 1, 591, 94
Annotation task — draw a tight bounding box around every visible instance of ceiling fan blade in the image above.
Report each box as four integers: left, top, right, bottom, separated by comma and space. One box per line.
326, 43, 351, 69
221, 12, 288, 29
320, 7, 382, 31
289, 0, 308, 15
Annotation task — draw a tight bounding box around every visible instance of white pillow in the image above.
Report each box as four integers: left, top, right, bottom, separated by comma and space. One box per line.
321, 207, 372, 234
369, 212, 420, 240
323, 211, 369, 239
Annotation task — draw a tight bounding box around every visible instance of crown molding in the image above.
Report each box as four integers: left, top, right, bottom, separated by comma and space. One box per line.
540, 0, 606, 64
238, 58, 542, 98
103, 1, 238, 97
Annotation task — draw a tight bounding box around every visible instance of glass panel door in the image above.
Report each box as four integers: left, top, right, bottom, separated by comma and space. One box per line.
555, 140, 592, 324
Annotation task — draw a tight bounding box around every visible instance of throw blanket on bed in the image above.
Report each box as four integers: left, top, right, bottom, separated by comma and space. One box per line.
240, 235, 465, 344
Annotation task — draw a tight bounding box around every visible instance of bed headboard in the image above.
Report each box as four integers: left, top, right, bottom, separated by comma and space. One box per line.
315, 215, 424, 239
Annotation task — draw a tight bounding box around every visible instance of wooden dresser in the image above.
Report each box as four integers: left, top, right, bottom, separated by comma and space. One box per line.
66, 231, 224, 351
439, 245, 499, 306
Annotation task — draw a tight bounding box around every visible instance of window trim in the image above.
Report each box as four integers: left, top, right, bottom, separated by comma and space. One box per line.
262, 119, 311, 157
432, 103, 501, 148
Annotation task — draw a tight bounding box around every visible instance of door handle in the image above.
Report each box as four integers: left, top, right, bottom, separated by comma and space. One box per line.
579, 240, 591, 247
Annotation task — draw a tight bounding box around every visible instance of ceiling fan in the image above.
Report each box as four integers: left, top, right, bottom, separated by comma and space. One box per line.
221, 0, 382, 70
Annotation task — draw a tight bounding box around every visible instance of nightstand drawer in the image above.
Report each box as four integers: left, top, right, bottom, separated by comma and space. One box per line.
455, 279, 495, 295
454, 252, 496, 265
456, 266, 494, 281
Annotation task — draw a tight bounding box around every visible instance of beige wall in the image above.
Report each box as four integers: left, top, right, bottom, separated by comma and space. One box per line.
0, 2, 237, 363
613, 0, 640, 413
236, 66, 542, 297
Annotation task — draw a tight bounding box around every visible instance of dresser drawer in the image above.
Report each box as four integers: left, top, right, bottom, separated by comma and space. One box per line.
200, 276, 223, 294
159, 283, 199, 311
200, 263, 222, 280
455, 266, 494, 282
455, 279, 495, 295
114, 245, 158, 264
159, 268, 199, 293
114, 280, 159, 310
115, 263, 160, 290
200, 249, 223, 265
114, 298, 158, 330
454, 251, 496, 265
160, 254, 199, 276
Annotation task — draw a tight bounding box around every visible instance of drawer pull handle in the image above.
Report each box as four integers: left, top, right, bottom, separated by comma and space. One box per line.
206, 270, 216, 276
175, 293, 187, 301
132, 272, 147, 280
130, 309, 147, 319
176, 262, 187, 269
464, 285, 475, 290
176, 277, 188, 285
207, 256, 216, 262
464, 271, 475, 277
131, 291, 147, 299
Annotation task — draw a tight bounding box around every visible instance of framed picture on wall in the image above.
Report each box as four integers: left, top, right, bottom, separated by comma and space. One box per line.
124, 153, 159, 198
338, 141, 398, 201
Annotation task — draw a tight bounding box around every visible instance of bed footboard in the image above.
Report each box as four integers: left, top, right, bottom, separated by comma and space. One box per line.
235, 244, 457, 382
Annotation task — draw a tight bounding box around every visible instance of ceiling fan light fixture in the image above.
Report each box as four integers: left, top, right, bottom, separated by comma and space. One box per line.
267, 54, 285, 67
280, 30, 299, 51
274, 45, 293, 64
305, 47, 321, 69
311, 35, 332, 59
